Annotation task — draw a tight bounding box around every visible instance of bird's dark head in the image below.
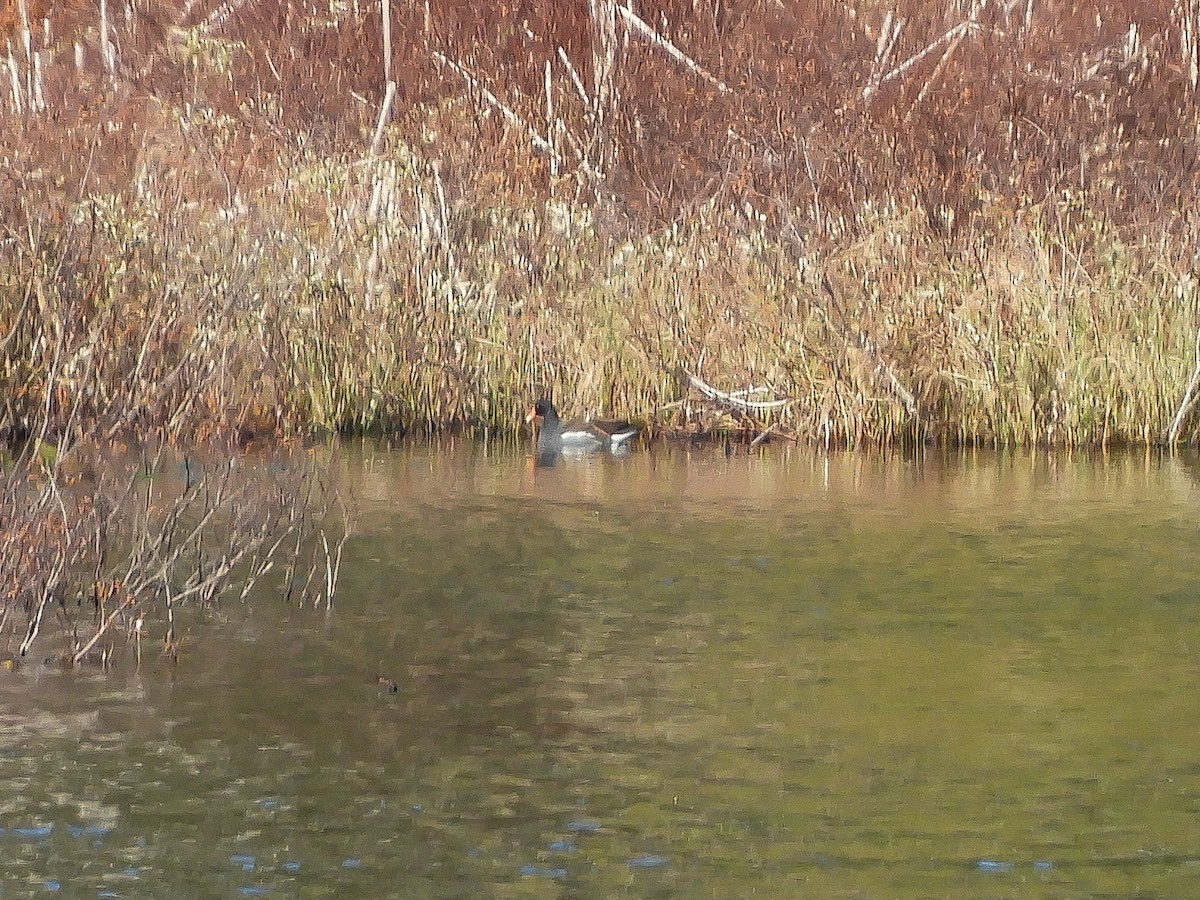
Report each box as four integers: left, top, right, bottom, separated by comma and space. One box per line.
525, 398, 555, 424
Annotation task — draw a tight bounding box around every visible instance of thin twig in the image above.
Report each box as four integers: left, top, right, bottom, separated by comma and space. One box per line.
431, 52, 557, 159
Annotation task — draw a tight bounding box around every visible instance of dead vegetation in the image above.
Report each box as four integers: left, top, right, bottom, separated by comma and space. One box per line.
0, 440, 350, 665
2, 0, 1199, 449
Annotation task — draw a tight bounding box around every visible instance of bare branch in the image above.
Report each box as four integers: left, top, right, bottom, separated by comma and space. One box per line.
614, 2, 729, 94
682, 369, 791, 412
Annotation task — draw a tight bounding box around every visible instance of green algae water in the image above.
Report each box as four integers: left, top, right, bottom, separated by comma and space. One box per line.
3, 446, 1200, 897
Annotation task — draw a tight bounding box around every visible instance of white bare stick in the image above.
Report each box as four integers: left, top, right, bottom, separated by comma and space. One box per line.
872, 9, 894, 70
863, 16, 976, 101
821, 277, 919, 419
544, 60, 557, 179
381, 0, 391, 85
1167, 324, 1200, 442
590, 0, 617, 124
750, 423, 774, 447
6, 45, 22, 114
683, 370, 791, 411
868, 339, 918, 415
17, 0, 31, 65
614, 2, 729, 93
726, 386, 780, 398
99, 0, 114, 73
870, 14, 904, 98
557, 45, 590, 107
432, 160, 449, 244
202, 0, 252, 27
883, 12, 904, 61
32, 47, 43, 112
556, 119, 591, 169
864, 10, 901, 98
368, 79, 396, 156
1182, 0, 1199, 90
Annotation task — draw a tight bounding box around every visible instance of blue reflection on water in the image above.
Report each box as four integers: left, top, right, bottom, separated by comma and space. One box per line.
520, 865, 568, 879
14, 825, 54, 839
565, 820, 600, 833
628, 855, 668, 869
977, 859, 1014, 873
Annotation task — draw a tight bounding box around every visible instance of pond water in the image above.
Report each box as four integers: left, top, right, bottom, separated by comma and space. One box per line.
4, 444, 1200, 897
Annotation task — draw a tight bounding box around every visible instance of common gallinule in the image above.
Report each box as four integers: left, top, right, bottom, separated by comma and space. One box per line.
525, 399, 639, 461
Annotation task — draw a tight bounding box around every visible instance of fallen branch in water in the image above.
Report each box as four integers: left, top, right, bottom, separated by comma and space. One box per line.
749, 423, 777, 448
675, 370, 796, 444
